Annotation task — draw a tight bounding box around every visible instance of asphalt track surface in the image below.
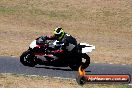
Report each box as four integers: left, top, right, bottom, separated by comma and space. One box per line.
0, 56, 132, 84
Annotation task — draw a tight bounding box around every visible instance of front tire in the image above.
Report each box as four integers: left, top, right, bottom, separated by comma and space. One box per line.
20, 50, 36, 67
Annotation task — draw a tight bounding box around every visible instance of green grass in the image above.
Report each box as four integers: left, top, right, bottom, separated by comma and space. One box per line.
1, 73, 132, 88
0, 7, 17, 13
116, 84, 132, 88
0, 0, 131, 27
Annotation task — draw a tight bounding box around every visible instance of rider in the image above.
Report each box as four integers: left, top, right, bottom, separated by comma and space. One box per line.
42, 27, 77, 54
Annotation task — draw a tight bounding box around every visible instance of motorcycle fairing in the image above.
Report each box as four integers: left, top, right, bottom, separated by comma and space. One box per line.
79, 43, 95, 53
29, 40, 37, 49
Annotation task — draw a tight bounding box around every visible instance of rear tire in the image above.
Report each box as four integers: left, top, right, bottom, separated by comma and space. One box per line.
20, 50, 36, 67
81, 53, 90, 69
69, 64, 80, 71
69, 54, 90, 71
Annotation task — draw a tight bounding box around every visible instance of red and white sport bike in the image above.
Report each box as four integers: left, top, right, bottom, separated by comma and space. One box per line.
20, 36, 95, 70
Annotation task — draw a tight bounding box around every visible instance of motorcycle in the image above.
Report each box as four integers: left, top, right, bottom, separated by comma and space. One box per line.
20, 36, 95, 71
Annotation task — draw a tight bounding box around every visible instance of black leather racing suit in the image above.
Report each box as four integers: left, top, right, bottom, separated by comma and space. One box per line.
46, 33, 77, 51
44, 33, 78, 58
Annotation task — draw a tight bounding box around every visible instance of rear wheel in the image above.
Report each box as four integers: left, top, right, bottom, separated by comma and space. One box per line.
69, 64, 80, 71
20, 50, 36, 67
69, 54, 90, 71
81, 54, 90, 69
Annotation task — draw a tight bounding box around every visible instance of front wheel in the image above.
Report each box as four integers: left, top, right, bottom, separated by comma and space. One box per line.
20, 50, 36, 67
69, 54, 90, 71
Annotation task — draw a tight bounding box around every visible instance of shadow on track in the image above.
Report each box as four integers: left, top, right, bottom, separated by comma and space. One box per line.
35, 66, 91, 73
35, 66, 73, 71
